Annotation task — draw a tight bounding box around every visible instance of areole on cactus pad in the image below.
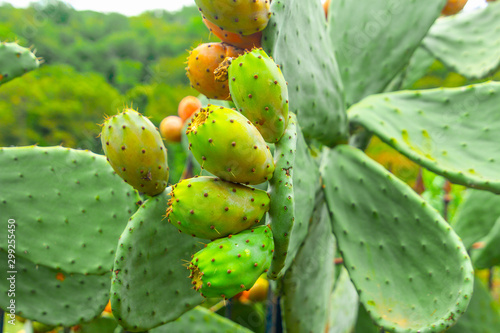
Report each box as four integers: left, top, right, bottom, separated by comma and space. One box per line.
166, 176, 270, 239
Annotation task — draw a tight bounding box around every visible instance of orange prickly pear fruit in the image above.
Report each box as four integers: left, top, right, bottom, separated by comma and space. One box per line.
186, 42, 244, 100
441, 0, 468, 15
203, 18, 262, 50
160, 116, 183, 143
178, 96, 202, 122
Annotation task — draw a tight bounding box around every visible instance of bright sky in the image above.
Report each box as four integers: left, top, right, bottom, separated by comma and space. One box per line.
0, 0, 488, 16
1, 0, 197, 15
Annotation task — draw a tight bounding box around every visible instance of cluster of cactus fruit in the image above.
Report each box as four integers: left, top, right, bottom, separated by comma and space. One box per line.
2, 0, 500, 332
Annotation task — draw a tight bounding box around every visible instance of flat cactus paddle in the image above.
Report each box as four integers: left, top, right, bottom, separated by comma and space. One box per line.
0, 146, 139, 275
349, 82, 500, 194
110, 191, 206, 331
321, 145, 474, 333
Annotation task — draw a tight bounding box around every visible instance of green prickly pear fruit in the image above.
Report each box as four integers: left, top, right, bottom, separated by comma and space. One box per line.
166, 176, 270, 239
186, 42, 244, 100
227, 49, 289, 143
100, 109, 169, 196
188, 225, 274, 299
186, 105, 274, 185
195, 0, 271, 36
0, 41, 40, 85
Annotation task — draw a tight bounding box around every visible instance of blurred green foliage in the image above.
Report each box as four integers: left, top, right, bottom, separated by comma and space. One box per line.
0, 0, 216, 151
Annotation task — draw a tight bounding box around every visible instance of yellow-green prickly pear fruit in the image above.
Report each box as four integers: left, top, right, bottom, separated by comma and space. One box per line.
186, 105, 274, 185
228, 49, 289, 143
166, 176, 270, 239
100, 109, 169, 196
195, 0, 271, 36
188, 225, 274, 299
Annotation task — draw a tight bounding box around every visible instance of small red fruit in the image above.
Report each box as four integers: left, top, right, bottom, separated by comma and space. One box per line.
160, 116, 183, 143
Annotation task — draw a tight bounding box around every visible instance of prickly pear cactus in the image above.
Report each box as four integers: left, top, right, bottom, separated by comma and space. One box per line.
195, 0, 270, 35
166, 176, 270, 239
0, 41, 40, 85
101, 109, 169, 196
186, 105, 274, 184
228, 48, 289, 143
188, 225, 274, 299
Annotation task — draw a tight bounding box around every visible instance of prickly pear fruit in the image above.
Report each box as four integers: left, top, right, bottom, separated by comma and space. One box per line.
178, 95, 202, 122
195, 0, 271, 36
323, 0, 331, 18
186, 105, 274, 185
0, 41, 40, 85
203, 18, 262, 50
227, 49, 289, 143
188, 225, 274, 299
186, 42, 244, 100
160, 115, 183, 143
166, 176, 270, 239
236, 276, 269, 303
101, 109, 169, 196
441, 0, 468, 15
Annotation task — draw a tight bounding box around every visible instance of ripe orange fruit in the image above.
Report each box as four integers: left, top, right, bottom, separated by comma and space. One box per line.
178, 96, 202, 122
160, 116, 183, 143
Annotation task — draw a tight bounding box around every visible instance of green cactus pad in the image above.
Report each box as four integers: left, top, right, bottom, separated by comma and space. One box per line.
228, 48, 289, 143
0, 41, 40, 85
355, 304, 381, 333
470, 216, 500, 269
0, 146, 139, 275
328, 268, 359, 333
0, 251, 109, 326
189, 225, 274, 299
321, 145, 474, 333
166, 176, 269, 239
110, 191, 206, 331
150, 306, 252, 333
349, 82, 500, 194
186, 105, 274, 185
78, 315, 117, 333
284, 117, 321, 274
422, 1, 500, 79
281, 202, 336, 333
267, 113, 296, 279
101, 109, 169, 196
446, 278, 500, 333
262, 0, 348, 145
194, 0, 270, 36
328, 0, 445, 105
452, 189, 500, 249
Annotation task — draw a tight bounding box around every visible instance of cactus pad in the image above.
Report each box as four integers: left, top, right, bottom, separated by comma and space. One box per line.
470, 216, 500, 269
166, 176, 270, 239
321, 145, 474, 333
150, 306, 253, 333
446, 278, 500, 333
0, 251, 110, 326
262, 0, 347, 145
228, 48, 289, 143
187, 105, 274, 185
188, 225, 274, 299
101, 109, 169, 196
110, 191, 206, 331
422, 1, 500, 79
195, 0, 270, 36
349, 82, 500, 194
266, 113, 296, 279
451, 189, 500, 249
328, 0, 446, 105
0, 41, 40, 85
0, 146, 139, 275
327, 268, 359, 333
281, 202, 336, 333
